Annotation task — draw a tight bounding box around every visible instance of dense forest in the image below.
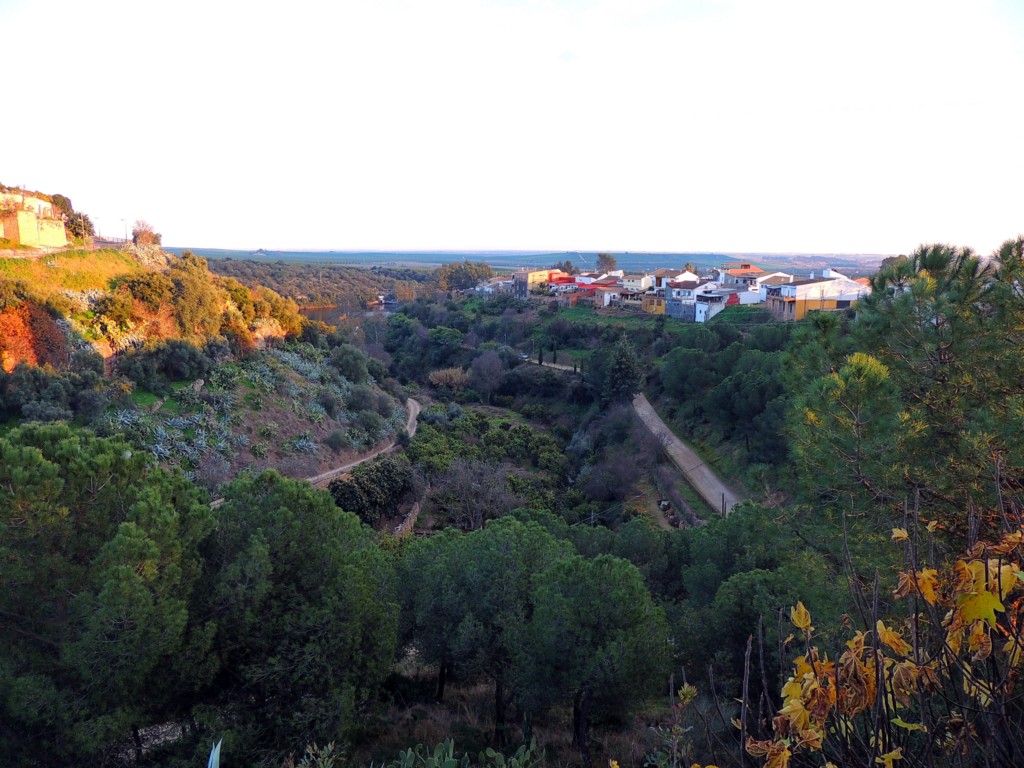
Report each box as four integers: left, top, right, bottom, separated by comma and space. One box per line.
3, 238, 1024, 768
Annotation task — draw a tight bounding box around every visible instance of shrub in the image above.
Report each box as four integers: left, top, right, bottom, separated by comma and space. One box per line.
325, 430, 348, 452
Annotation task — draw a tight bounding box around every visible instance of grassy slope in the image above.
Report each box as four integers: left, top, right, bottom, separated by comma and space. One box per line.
0, 249, 142, 297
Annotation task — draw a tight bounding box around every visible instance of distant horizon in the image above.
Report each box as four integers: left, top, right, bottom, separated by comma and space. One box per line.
166, 245, 897, 259
164, 246, 887, 277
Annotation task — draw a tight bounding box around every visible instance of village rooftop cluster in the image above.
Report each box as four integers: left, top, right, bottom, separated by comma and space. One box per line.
474, 262, 872, 322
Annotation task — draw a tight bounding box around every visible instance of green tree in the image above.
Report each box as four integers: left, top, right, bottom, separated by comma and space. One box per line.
51, 193, 73, 216
167, 254, 224, 339
329, 342, 371, 384
0, 424, 213, 766
842, 242, 1024, 532
401, 519, 573, 743
601, 334, 643, 404
516, 555, 669, 768
436, 260, 495, 291
550, 259, 578, 275
329, 454, 413, 526
790, 352, 904, 511
596, 253, 617, 273
199, 471, 398, 761
65, 211, 94, 240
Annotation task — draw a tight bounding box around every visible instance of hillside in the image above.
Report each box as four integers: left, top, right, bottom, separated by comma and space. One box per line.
0, 246, 410, 491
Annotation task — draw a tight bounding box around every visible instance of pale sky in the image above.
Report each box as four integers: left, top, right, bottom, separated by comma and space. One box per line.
2, 0, 1022, 255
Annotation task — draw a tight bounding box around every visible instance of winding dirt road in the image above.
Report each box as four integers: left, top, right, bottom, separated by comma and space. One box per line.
306, 397, 421, 488
211, 398, 420, 506
632, 394, 744, 516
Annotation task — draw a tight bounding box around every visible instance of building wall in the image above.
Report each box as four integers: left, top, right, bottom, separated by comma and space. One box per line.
1, 210, 67, 247
623, 275, 653, 291
37, 218, 68, 247
696, 301, 725, 323
642, 295, 665, 314
768, 296, 860, 321
666, 299, 696, 321
0, 191, 55, 218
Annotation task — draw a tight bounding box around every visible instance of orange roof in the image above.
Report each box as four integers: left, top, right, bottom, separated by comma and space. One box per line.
854, 277, 871, 285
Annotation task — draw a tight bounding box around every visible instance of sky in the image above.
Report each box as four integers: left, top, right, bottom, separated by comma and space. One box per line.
2, 0, 1022, 255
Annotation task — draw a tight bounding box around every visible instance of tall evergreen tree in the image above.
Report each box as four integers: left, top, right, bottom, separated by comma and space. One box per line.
601, 334, 643, 404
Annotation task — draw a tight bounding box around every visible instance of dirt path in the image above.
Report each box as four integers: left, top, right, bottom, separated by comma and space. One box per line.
305, 398, 421, 488
632, 394, 744, 516
532, 359, 578, 372
211, 398, 420, 506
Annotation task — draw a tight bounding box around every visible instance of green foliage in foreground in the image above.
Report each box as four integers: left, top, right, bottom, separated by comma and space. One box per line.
383, 738, 543, 768
0, 424, 400, 767
0, 423, 213, 766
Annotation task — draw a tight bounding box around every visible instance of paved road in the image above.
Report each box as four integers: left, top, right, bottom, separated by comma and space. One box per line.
212, 398, 420, 506
632, 394, 744, 516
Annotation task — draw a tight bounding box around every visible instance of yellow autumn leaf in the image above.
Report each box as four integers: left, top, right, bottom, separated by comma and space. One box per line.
791, 601, 813, 632
876, 747, 903, 768
968, 620, 992, 661
995, 562, 1018, 599
925, 519, 939, 533
1005, 636, 1024, 668
967, 560, 988, 593
892, 527, 910, 542
917, 568, 939, 605
958, 589, 1003, 629
891, 716, 928, 732
876, 620, 912, 655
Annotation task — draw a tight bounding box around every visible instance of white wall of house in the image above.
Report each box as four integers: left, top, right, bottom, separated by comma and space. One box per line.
696, 300, 726, 323
594, 289, 621, 307
622, 274, 654, 291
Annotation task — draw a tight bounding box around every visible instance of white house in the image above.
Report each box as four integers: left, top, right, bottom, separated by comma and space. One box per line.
622, 273, 654, 292
653, 268, 699, 289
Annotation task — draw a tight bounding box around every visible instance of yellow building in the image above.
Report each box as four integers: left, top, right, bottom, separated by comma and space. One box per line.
0, 190, 68, 247
642, 294, 666, 314
765, 277, 869, 321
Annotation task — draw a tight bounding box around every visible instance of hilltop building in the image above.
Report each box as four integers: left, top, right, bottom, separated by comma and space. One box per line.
0, 189, 68, 247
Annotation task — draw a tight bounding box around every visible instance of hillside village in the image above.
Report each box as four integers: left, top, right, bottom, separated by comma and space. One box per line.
478, 261, 872, 322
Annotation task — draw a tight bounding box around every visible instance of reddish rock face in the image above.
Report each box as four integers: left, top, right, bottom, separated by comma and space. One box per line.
0, 301, 70, 372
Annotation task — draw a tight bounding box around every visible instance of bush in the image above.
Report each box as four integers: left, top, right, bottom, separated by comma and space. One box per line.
118, 272, 174, 311
356, 409, 385, 436
94, 292, 134, 326
21, 400, 74, 422
325, 430, 348, 452
117, 340, 213, 394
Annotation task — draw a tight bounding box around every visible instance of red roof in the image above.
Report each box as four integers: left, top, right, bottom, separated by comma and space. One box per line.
726, 266, 765, 276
